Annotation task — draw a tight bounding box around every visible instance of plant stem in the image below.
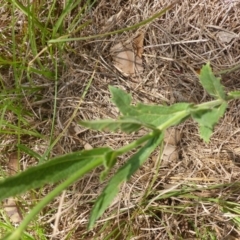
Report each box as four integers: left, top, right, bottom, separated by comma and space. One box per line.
115, 131, 159, 156
157, 110, 189, 131
196, 99, 224, 109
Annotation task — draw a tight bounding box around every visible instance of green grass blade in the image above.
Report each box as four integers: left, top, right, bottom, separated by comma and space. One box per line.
0, 56, 20, 65
10, 0, 46, 32
0, 123, 43, 138
48, 1, 180, 43
52, 0, 95, 37
0, 104, 8, 129
39, 69, 94, 163
17, 144, 41, 161
199, 63, 226, 100
0, 148, 110, 201
68, 3, 92, 32
44, 0, 57, 31
27, 67, 55, 80
52, 0, 80, 37
88, 132, 163, 229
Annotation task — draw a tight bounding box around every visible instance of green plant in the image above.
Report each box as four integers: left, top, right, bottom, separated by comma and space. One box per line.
1, 0, 240, 239
0, 62, 240, 239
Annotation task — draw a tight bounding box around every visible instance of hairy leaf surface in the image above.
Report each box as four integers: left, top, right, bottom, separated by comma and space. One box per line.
0, 148, 110, 201
199, 63, 226, 99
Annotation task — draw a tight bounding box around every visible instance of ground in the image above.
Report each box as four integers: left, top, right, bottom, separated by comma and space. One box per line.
1, 0, 240, 239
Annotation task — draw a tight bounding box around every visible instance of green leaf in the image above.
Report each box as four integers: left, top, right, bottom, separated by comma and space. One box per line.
198, 126, 213, 143
0, 56, 20, 65
88, 132, 163, 229
0, 124, 43, 138
199, 63, 226, 99
29, 67, 55, 80
79, 119, 144, 133
12, 0, 46, 32
109, 86, 191, 128
52, 0, 82, 37
191, 102, 227, 142
109, 86, 132, 115
0, 148, 110, 201
17, 144, 41, 161
129, 103, 191, 127
228, 91, 240, 99
1, 231, 34, 240
48, 1, 179, 44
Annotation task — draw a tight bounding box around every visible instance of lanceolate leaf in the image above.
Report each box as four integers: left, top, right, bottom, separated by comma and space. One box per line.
191, 102, 227, 142
109, 86, 192, 128
198, 126, 212, 143
79, 119, 144, 133
199, 63, 226, 100
88, 132, 163, 229
83, 86, 192, 133
228, 91, 240, 99
17, 144, 41, 161
128, 103, 191, 127
109, 86, 132, 115
0, 148, 110, 201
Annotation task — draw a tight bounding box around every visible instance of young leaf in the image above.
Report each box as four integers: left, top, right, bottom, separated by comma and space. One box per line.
228, 91, 240, 99
191, 102, 227, 142
130, 103, 191, 127
0, 148, 110, 201
109, 86, 191, 128
79, 118, 144, 133
88, 131, 163, 229
109, 86, 132, 115
199, 63, 226, 100
17, 144, 41, 161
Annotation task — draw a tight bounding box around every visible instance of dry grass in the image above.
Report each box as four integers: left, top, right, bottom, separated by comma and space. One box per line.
1, 0, 240, 239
